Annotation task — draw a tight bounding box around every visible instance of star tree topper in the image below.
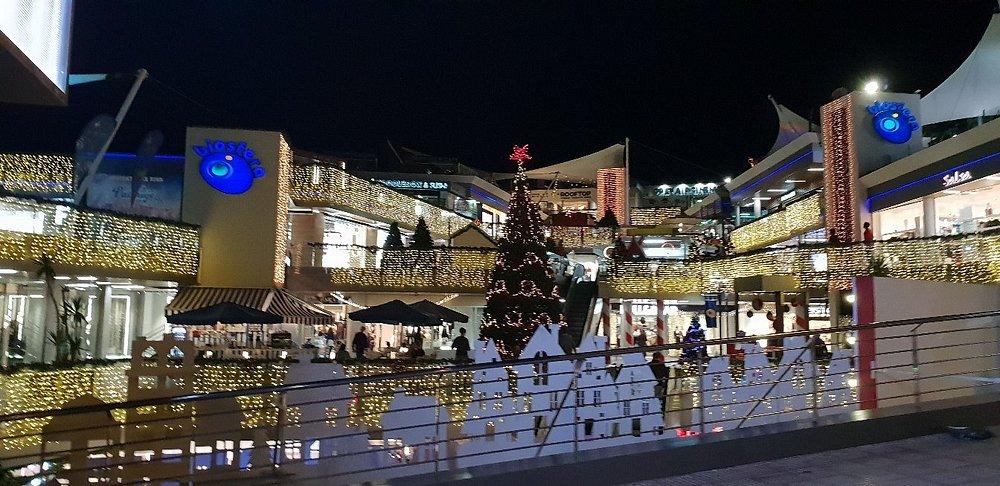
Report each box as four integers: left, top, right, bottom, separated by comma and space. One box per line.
509, 144, 532, 167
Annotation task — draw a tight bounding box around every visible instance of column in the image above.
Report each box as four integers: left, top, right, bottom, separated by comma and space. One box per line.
655, 299, 665, 345
922, 196, 936, 237
41, 284, 58, 363
600, 298, 611, 346
0, 285, 8, 368
753, 197, 762, 218
620, 300, 634, 347
93, 285, 112, 359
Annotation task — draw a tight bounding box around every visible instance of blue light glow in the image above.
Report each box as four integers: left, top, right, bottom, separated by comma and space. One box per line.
866, 150, 1000, 211
731, 150, 815, 200
867, 100, 919, 144
191, 140, 265, 195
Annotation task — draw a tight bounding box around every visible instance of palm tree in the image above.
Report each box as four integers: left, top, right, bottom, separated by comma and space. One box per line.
33, 254, 88, 363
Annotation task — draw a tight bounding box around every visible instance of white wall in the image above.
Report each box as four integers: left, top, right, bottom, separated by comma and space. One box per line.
869, 277, 1000, 408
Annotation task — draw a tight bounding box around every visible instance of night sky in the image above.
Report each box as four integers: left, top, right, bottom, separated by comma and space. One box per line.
0, 1, 997, 181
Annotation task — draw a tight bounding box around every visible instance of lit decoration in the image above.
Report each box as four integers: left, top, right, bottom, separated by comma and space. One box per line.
345, 362, 474, 428
0, 153, 74, 194
480, 145, 563, 358
867, 101, 919, 144
730, 193, 823, 253
191, 140, 266, 194
596, 167, 627, 226
0, 196, 199, 279
547, 226, 615, 249
272, 136, 293, 286
290, 163, 471, 237
822, 93, 860, 243
605, 229, 1000, 295
629, 207, 682, 226
309, 246, 497, 292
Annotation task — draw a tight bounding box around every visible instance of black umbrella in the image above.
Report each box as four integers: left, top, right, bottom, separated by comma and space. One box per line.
167, 302, 284, 325
409, 299, 469, 323
348, 299, 441, 326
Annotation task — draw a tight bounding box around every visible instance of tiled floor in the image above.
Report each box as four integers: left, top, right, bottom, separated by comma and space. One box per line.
627, 427, 1000, 485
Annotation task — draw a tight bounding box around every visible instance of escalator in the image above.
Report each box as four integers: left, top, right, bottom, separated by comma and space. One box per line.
562, 280, 598, 347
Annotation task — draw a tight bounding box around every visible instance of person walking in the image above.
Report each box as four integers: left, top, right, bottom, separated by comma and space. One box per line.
452, 327, 471, 363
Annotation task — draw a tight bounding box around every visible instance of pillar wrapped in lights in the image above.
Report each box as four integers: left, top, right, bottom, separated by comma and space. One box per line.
821, 93, 861, 242
596, 167, 627, 227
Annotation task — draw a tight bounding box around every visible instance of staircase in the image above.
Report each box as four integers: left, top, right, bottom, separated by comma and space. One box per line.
562, 281, 598, 346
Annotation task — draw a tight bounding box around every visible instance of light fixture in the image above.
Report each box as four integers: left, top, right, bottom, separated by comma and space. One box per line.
54, 275, 71, 280
863, 80, 880, 94
723, 177, 732, 184
847, 377, 859, 388
0, 269, 18, 274
807, 167, 825, 172
845, 293, 856, 304
76, 276, 98, 281
784, 179, 806, 183
766, 189, 787, 193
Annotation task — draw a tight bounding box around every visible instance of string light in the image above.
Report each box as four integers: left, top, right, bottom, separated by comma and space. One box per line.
0, 196, 199, 279
822, 93, 860, 243
325, 248, 497, 291
548, 226, 615, 248
596, 168, 627, 226
606, 229, 1000, 294
0, 153, 74, 194
290, 163, 471, 237
272, 136, 293, 287
730, 194, 823, 253
629, 207, 682, 226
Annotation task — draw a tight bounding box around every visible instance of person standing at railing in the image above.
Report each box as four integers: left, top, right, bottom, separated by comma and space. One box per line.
453, 327, 471, 363
352, 328, 368, 360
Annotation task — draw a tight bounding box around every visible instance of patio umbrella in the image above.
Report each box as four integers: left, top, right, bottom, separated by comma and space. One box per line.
348, 300, 441, 326
409, 299, 469, 323
166, 302, 284, 325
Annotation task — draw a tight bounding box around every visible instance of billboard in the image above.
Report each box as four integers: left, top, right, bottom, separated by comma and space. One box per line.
0, 0, 73, 104
85, 153, 184, 220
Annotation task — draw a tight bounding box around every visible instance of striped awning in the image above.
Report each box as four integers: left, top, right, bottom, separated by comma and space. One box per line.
165, 287, 334, 326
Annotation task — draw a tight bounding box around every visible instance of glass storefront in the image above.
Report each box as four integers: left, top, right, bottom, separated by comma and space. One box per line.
876, 173, 1000, 239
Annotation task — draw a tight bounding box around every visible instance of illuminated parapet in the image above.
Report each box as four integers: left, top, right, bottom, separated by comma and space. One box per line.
0, 153, 74, 195
290, 163, 472, 237
0, 196, 200, 281
629, 207, 682, 226
603, 229, 1000, 296
548, 226, 615, 249
288, 244, 497, 293
730, 193, 824, 253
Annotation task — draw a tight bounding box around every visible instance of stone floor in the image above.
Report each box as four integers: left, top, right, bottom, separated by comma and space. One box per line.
627, 427, 1000, 485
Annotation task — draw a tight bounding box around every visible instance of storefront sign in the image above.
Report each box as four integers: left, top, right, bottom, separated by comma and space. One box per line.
378, 179, 449, 191
867, 101, 919, 144
555, 189, 594, 200
943, 170, 973, 187
192, 140, 265, 195
655, 183, 717, 197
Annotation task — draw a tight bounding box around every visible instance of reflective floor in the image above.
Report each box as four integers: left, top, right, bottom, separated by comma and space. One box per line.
628, 426, 1000, 485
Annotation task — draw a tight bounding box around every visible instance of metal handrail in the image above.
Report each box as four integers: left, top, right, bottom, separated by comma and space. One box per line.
4, 308, 998, 423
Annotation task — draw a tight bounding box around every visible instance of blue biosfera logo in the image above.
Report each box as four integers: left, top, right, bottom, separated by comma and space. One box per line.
192, 140, 265, 194
867, 101, 919, 144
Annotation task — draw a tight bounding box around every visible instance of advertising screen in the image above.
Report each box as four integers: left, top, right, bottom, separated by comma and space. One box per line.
85, 153, 185, 221
0, 0, 73, 92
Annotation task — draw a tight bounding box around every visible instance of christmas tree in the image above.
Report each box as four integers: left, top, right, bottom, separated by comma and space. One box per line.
384, 222, 404, 249
410, 217, 434, 249
480, 145, 562, 358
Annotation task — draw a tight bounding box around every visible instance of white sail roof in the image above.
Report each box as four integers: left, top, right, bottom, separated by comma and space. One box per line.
522, 143, 624, 183
765, 95, 812, 156
921, 13, 1000, 125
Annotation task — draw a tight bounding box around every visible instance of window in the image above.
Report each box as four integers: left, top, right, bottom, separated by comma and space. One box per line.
534, 415, 548, 441
584, 419, 595, 436
623, 400, 631, 417
585, 362, 593, 375
611, 423, 620, 437
485, 421, 496, 441
575, 390, 585, 407
479, 392, 486, 411
641, 401, 650, 415
533, 352, 549, 385
549, 392, 559, 411
3, 295, 27, 340
107, 295, 131, 357
593, 390, 602, 406
632, 418, 642, 437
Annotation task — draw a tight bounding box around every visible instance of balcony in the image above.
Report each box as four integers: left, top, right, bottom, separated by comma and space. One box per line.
0, 196, 200, 282
290, 163, 472, 237
603, 228, 1000, 297
730, 192, 824, 253
548, 226, 615, 250
287, 243, 497, 293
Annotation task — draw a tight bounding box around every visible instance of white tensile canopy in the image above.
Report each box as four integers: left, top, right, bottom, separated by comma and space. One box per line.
921, 13, 1000, 126
521, 143, 624, 184
766, 95, 812, 157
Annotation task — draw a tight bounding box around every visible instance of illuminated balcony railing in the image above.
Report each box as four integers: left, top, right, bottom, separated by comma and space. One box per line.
0, 196, 200, 281
288, 243, 497, 293
604, 228, 1000, 296
290, 164, 473, 237
629, 207, 682, 226
547, 226, 615, 249
730, 192, 824, 253
0, 153, 74, 194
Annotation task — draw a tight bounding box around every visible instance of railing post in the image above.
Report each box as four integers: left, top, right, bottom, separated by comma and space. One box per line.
809, 337, 820, 420
696, 354, 705, 435
273, 391, 287, 470
572, 361, 580, 453
434, 400, 441, 472
911, 331, 921, 407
